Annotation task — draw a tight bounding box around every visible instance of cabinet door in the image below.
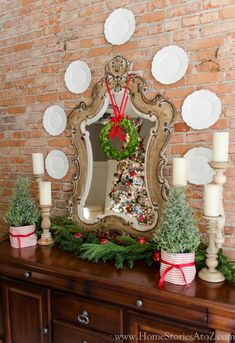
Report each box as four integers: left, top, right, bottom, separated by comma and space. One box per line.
1, 278, 51, 343
127, 311, 212, 343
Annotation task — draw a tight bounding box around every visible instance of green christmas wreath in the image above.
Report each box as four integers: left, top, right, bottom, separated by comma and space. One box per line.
100, 118, 138, 161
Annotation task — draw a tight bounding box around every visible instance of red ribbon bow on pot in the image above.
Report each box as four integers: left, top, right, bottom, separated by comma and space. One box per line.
158, 259, 195, 289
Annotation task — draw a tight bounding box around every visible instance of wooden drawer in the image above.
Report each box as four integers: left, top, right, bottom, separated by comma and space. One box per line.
89, 284, 208, 327
127, 310, 212, 343
53, 320, 122, 343
52, 291, 123, 335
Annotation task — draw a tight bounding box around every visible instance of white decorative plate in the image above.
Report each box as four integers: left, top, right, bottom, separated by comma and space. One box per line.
43, 105, 67, 136
184, 147, 215, 185
151, 45, 188, 84
181, 89, 221, 130
64, 60, 91, 94
45, 150, 69, 179
104, 8, 135, 45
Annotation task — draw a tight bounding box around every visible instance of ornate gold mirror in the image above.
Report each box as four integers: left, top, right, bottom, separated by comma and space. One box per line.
69, 56, 175, 236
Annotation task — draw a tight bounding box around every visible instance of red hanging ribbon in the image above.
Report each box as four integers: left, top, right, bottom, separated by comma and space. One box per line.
105, 74, 132, 141
9, 230, 36, 249
158, 259, 195, 288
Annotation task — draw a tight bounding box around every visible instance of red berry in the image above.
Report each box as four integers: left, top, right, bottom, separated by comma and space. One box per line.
74, 233, 81, 239
100, 238, 109, 244
153, 251, 160, 262
137, 236, 146, 244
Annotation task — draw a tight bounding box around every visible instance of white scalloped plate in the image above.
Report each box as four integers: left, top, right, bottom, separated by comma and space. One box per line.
104, 8, 135, 45
151, 45, 188, 84
45, 150, 69, 179
184, 147, 215, 185
64, 60, 91, 94
43, 105, 67, 136
182, 89, 221, 130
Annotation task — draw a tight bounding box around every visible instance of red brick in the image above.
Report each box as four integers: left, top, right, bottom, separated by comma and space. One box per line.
200, 11, 218, 24
186, 132, 213, 143
13, 42, 33, 52
187, 36, 225, 51
219, 7, 235, 19
87, 47, 110, 58
112, 41, 138, 53
80, 39, 92, 48
167, 2, 201, 17
137, 12, 165, 25
147, 0, 166, 11
36, 93, 58, 103
174, 123, 190, 132
182, 15, 200, 27
7, 106, 26, 114
187, 72, 224, 85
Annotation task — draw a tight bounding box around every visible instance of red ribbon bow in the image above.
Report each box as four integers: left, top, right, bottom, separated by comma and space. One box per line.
105, 74, 132, 141
9, 230, 36, 249
159, 259, 195, 288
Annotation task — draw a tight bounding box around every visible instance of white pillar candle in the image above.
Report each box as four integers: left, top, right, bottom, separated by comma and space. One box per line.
32, 153, 44, 175
172, 158, 187, 186
212, 132, 229, 162
204, 184, 220, 217
39, 182, 52, 205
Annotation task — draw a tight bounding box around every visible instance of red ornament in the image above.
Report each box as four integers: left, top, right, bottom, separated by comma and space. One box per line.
137, 236, 146, 244
138, 215, 145, 222
74, 233, 81, 239
153, 251, 160, 262
100, 238, 109, 244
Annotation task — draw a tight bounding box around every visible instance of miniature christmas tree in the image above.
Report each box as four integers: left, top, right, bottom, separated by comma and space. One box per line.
5, 178, 39, 227
155, 186, 200, 253
108, 119, 154, 226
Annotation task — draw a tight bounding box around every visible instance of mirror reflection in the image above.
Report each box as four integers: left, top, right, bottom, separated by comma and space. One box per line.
80, 90, 157, 230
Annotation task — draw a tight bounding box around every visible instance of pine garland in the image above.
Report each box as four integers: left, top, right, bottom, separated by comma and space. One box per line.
51, 217, 159, 269
50, 217, 235, 285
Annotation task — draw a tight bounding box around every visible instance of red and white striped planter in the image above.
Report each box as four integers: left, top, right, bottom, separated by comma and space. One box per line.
160, 249, 196, 286
9, 224, 37, 249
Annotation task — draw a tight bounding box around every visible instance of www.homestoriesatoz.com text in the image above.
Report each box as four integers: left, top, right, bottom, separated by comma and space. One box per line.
114, 332, 234, 341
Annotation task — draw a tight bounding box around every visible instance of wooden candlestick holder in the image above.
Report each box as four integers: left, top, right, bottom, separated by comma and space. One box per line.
198, 215, 225, 283
38, 204, 54, 246
198, 161, 229, 283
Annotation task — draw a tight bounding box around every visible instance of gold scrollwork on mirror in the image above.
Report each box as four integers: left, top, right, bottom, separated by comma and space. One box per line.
69, 55, 175, 236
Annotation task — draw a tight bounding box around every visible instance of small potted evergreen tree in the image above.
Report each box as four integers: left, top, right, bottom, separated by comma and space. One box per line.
5, 178, 39, 249
155, 186, 200, 286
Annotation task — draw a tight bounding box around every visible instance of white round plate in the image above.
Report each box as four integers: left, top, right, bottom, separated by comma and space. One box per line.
43, 105, 67, 136
184, 147, 215, 185
104, 8, 135, 45
64, 60, 91, 94
45, 150, 69, 179
182, 89, 221, 130
151, 45, 188, 84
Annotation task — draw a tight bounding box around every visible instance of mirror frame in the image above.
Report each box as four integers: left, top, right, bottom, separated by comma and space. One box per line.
69, 55, 175, 237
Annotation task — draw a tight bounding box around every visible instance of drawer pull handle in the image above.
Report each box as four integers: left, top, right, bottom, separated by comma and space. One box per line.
81, 341, 88, 343
77, 310, 89, 325
42, 328, 48, 335
136, 299, 143, 307
24, 272, 31, 279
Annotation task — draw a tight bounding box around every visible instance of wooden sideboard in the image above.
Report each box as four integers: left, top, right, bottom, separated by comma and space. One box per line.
0, 239, 234, 343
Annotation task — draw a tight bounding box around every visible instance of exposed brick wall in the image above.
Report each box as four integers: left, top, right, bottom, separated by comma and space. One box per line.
0, 0, 235, 258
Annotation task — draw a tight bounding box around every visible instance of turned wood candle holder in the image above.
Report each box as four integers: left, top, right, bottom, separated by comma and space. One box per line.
199, 161, 229, 283
198, 215, 225, 283
38, 204, 54, 246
